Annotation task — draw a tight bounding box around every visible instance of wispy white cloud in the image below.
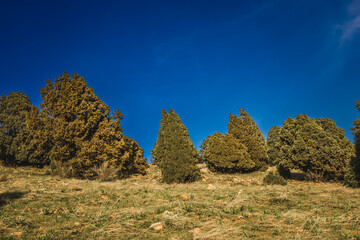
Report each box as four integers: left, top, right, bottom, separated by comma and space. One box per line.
340, 0, 360, 43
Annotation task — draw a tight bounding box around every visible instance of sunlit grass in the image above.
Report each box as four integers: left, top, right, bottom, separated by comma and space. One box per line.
0, 164, 360, 239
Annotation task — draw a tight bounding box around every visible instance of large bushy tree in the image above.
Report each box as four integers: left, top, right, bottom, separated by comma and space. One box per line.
344, 101, 360, 187
228, 108, 268, 170
277, 114, 354, 181
27, 72, 148, 178
201, 132, 253, 173
151, 109, 201, 183
267, 126, 282, 166
0, 92, 39, 167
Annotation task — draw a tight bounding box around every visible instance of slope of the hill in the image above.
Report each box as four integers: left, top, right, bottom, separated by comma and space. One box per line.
0, 164, 359, 239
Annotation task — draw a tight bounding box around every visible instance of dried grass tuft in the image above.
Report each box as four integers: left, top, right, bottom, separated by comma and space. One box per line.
92, 161, 119, 181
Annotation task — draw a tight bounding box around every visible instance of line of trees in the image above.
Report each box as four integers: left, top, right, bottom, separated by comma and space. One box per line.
1, 72, 359, 187
152, 107, 359, 187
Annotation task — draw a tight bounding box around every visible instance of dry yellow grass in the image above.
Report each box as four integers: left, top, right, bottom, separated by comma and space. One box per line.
0, 164, 360, 239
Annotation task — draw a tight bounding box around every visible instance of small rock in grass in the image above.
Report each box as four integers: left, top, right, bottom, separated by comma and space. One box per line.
163, 210, 175, 217
207, 184, 216, 190
74, 222, 81, 227
12, 232, 22, 237
149, 222, 163, 231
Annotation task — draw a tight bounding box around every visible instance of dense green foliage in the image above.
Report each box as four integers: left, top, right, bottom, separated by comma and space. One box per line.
0, 92, 39, 167
263, 171, 287, 186
267, 126, 281, 166
228, 108, 269, 170
152, 109, 201, 183
276, 114, 354, 181
344, 101, 360, 187
26, 72, 148, 178
201, 132, 254, 173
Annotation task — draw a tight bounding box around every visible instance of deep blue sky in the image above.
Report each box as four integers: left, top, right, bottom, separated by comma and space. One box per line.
1, 0, 360, 160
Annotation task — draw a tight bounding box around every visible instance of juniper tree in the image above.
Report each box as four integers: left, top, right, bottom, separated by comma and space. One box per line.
0, 92, 38, 167
277, 114, 354, 181
228, 108, 268, 170
27, 72, 148, 178
344, 101, 360, 187
267, 126, 282, 166
151, 109, 201, 183
201, 132, 254, 173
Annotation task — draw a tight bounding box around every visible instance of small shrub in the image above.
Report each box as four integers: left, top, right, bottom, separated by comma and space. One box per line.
263, 171, 287, 186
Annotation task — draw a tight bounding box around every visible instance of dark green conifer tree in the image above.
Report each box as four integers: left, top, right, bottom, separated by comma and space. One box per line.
152, 109, 201, 183
228, 108, 268, 170
277, 114, 354, 181
0, 92, 39, 167
344, 101, 360, 187
201, 132, 254, 173
267, 126, 282, 166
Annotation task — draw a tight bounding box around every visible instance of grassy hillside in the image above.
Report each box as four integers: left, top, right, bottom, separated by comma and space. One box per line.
0, 164, 360, 239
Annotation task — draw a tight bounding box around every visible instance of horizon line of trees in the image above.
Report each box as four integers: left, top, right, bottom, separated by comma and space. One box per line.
1, 72, 359, 187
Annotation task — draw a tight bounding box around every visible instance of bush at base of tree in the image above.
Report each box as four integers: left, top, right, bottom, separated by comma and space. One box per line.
344, 101, 360, 188
276, 114, 354, 182
27, 72, 148, 179
152, 109, 201, 183
201, 132, 255, 173
263, 171, 287, 186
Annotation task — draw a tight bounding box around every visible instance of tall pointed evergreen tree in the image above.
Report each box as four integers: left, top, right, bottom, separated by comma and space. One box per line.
345, 101, 360, 187
152, 109, 201, 183
228, 108, 268, 170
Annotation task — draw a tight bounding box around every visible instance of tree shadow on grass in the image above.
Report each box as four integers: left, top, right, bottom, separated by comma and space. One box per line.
0, 191, 27, 207
290, 172, 307, 181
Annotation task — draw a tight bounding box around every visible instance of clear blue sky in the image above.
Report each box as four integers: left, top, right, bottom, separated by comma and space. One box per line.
1, 0, 360, 160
